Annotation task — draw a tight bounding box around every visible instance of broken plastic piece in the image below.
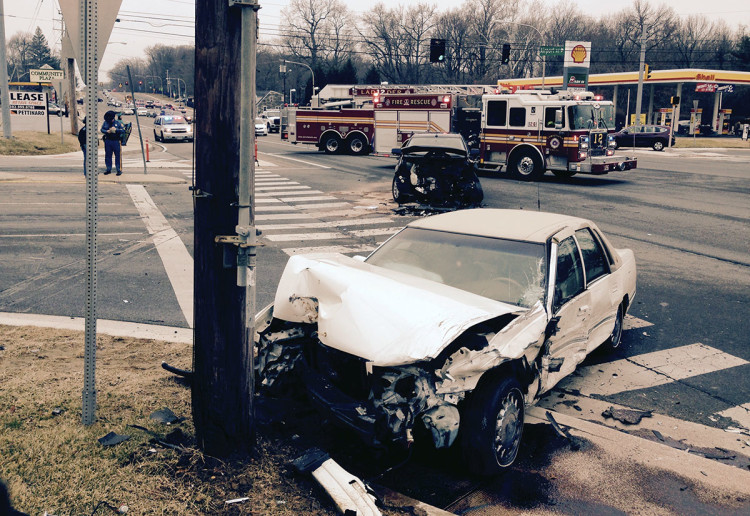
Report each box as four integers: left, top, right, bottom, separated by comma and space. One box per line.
291, 448, 381, 516
98, 432, 130, 447
150, 407, 181, 425
545, 411, 580, 451
602, 406, 652, 425
225, 497, 249, 505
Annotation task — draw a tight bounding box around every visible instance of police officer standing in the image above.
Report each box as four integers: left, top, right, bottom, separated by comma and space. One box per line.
101, 110, 125, 175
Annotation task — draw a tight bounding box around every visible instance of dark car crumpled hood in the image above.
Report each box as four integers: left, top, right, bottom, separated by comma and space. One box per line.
272, 254, 520, 367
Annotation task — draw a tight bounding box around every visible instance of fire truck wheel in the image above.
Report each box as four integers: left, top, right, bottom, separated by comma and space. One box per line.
552, 170, 577, 179
347, 134, 369, 155
509, 149, 544, 181
322, 134, 342, 154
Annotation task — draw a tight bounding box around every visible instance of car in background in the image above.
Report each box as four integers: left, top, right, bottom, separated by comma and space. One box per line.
136, 107, 148, 116
153, 114, 193, 142
120, 107, 134, 115
612, 125, 675, 151
47, 103, 62, 115
392, 132, 483, 207
255, 209, 636, 474
255, 118, 268, 136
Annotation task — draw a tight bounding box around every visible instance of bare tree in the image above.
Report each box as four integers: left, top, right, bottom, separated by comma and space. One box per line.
672, 15, 714, 68
360, 3, 438, 84
281, 0, 353, 69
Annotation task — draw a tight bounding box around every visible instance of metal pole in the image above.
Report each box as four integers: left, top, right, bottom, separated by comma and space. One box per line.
233, 0, 258, 439
634, 35, 645, 128
0, 0, 13, 138
126, 65, 148, 174
82, 0, 100, 426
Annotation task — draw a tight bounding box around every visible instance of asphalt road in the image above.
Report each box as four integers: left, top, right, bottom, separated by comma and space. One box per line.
1, 136, 748, 512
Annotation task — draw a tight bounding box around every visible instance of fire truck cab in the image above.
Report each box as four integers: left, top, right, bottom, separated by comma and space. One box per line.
478, 90, 637, 180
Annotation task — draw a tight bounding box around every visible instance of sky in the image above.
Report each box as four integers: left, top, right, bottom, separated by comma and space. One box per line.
3, 0, 750, 80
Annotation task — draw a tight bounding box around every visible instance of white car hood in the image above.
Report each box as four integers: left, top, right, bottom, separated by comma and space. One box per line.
273, 254, 520, 367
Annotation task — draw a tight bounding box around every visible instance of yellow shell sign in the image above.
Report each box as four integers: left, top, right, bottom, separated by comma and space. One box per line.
571, 45, 587, 64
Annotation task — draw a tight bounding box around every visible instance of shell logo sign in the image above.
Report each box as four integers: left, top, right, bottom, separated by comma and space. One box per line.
571, 45, 587, 64
564, 40, 592, 68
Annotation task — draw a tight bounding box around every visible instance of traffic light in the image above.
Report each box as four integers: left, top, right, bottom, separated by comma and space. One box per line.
501, 43, 511, 64
670, 96, 680, 105
430, 38, 446, 63
644, 64, 651, 80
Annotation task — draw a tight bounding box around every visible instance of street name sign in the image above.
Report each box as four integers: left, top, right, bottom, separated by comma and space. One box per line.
540, 45, 564, 57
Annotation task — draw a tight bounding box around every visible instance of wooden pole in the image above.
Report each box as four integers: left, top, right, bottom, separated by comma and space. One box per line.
192, 0, 254, 456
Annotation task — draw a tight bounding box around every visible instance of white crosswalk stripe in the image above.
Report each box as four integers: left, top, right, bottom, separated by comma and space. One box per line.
349, 227, 402, 237
257, 190, 323, 197
258, 217, 394, 231
283, 244, 377, 256
558, 343, 748, 397
266, 232, 348, 242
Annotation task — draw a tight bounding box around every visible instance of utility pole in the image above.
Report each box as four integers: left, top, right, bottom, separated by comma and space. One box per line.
0, 0, 13, 138
192, 0, 257, 456
634, 34, 646, 128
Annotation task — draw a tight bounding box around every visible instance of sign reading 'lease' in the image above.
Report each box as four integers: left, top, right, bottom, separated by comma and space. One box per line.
9, 91, 48, 116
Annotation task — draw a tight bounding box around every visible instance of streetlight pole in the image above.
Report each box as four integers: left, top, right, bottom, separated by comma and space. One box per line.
282, 59, 314, 104
502, 21, 546, 88
176, 78, 187, 99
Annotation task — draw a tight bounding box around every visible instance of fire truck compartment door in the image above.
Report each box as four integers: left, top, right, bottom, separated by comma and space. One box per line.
428, 111, 450, 133
375, 111, 398, 154
288, 110, 296, 138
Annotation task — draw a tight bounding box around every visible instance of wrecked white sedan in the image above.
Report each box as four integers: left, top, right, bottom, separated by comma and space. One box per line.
255, 209, 636, 475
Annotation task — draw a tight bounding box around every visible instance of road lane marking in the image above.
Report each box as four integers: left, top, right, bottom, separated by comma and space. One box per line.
716, 404, 750, 430
278, 195, 339, 202
255, 181, 299, 186
265, 232, 347, 242
256, 185, 311, 191
282, 244, 377, 256
349, 227, 402, 237
624, 314, 654, 329
256, 190, 323, 197
265, 153, 331, 169
559, 343, 748, 397
258, 217, 394, 231
256, 198, 283, 204
127, 185, 193, 328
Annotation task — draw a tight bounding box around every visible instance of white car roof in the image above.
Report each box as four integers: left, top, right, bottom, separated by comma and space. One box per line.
406, 208, 590, 243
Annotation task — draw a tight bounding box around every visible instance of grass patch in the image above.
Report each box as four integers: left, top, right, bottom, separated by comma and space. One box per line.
0, 131, 80, 156
0, 325, 337, 515
673, 137, 750, 149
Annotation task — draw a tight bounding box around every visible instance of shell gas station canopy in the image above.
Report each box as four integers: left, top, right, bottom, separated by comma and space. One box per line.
498, 69, 750, 130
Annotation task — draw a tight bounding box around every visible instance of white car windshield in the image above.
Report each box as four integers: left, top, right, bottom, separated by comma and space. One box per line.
366, 227, 547, 307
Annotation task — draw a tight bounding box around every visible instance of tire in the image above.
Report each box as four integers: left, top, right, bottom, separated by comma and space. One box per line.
347, 134, 369, 155
552, 170, 577, 179
508, 148, 544, 181
392, 175, 414, 204
322, 134, 342, 154
604, 305, 624, 350
652, 139, 665, 151
153, 130, 160, 143
460, 375, 525, 475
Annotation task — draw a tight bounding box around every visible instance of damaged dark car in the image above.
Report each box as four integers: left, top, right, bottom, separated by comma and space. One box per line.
255, 209, 636, 475
392, 133, 483, 208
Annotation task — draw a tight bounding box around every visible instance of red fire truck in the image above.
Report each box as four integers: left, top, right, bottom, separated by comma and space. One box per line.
281, 85, 491, 155
475, 89, 637, 179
